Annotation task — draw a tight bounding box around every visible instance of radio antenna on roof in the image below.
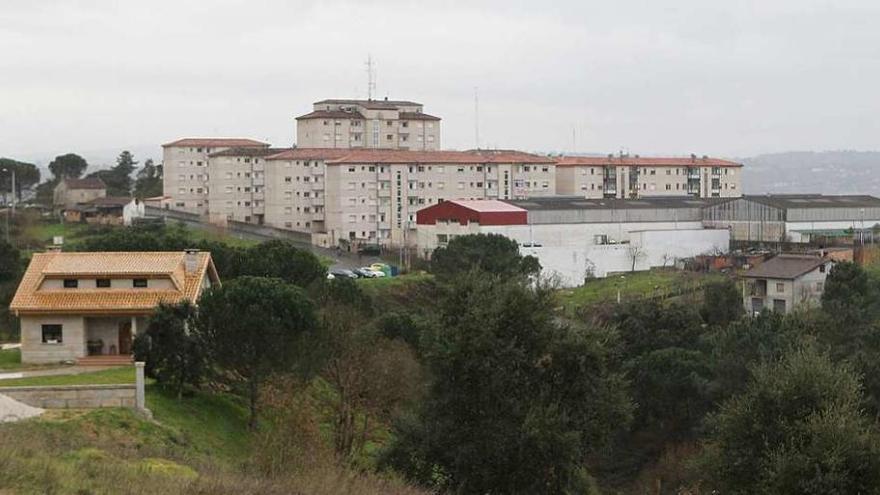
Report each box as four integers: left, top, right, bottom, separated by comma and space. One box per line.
365, 54, 376, 101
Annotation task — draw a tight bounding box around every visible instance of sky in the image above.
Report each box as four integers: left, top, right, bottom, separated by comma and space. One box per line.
3, 0, 880, 166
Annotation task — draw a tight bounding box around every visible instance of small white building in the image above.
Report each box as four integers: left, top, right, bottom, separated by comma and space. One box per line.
741, 254, 832, 314
416, 197, 730, 287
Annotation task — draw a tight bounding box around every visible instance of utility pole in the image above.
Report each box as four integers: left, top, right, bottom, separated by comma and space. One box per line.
474, 87, 480, 149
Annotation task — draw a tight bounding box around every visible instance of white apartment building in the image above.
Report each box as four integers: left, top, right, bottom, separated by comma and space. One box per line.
556, 155, 742, 199
260, 149, 556, 247
162, 138, 270, 214
205, 147, 285, 225
295, 98, 440, 150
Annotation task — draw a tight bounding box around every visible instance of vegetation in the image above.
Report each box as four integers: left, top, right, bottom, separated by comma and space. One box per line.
134, 158, 163, 198
0, 366, 135, 387
430, 233, 540, 280
133, 302, 205, 398
86, 150, 138, 196
0, 347, 21, 369
196, 276, 317, 429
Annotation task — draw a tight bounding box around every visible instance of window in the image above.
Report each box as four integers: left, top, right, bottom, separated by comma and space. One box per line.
63, 279, 78, 288
42, 324, 62, 344
776, 282, 785, 293
133, 278, 148, 288
96, 278, 111, 288
819, 264, 826, 273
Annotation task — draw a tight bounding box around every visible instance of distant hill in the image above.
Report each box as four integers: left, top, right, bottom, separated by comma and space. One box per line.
741, 151, 880, 196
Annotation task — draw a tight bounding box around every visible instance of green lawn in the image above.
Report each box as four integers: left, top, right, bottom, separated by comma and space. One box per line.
0, 366, 136, 387
186, 226, 261, 248
558, 269, 724, 314
146, 385, 251, 462
0, 347, 21, 370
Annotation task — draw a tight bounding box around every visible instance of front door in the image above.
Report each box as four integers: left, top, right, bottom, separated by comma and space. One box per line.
118, 321, 132, 355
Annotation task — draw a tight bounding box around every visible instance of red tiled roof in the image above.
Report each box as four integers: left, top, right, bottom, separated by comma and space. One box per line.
555, 156, 742, 167
208, 147, 288, 158
326, 149, 555, 165
399, 112, 441, 121
64, 178, 106, 190
162, 138, 270, 148
265, 148, 354, 161
295, 110, 366, 120
10, 251, 220, 315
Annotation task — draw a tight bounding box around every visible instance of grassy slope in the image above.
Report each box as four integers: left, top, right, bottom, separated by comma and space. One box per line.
0, 384, 426, 494
0, 366, 136, 387
0, 347, 21, 370
558, 269, 724, 314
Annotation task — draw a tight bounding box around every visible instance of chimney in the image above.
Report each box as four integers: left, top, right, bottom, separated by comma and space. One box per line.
184, 249, 200, 273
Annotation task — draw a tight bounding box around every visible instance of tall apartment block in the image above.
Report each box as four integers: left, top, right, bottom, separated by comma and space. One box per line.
259, 149, 556, 247
555, 154, 742, 199
162, 138, 270, 214
295, 98, 440, 150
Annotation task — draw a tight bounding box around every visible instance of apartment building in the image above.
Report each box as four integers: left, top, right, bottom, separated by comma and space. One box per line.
260, 149, 556, 247
162, 138, 270, 215
205, 147, 287, 225
556, 154, 742, 199
295, 98, 441, 150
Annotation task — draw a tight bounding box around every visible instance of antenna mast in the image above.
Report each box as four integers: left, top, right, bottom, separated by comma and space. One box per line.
474, 86, 480, 149
365, 55, 376, 100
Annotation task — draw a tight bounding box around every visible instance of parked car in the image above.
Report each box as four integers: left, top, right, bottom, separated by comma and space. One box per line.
329, 269, 358, 279
352, 267, 376, 278
354, 267, 381, 278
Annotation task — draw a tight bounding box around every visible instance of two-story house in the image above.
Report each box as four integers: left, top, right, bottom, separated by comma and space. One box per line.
742, 254, 832, 314
9, 250, 219, 364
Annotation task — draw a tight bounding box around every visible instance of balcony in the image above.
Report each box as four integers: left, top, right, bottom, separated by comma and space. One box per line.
687, 171, 701, 180
310, 181, 324, 191
311, 196, 324, 206
378, 188, 391, 197
749, 281, 768, 297
253, 178, 265, 187
252, 192, 264, 201
310, 167, 324, 176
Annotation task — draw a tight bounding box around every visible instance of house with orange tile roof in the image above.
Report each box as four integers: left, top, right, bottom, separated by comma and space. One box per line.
9, 250, 220, 364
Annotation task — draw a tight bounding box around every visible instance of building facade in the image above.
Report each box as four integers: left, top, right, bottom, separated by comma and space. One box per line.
205, 147, 287, 225
702, 195, 880, 243
742, 254, 832, 314
295, 99, 440, 150
255, 149, 555, 247
416, 197, 730, 285
556, 155, 742, 199
162, 138, 270, 215
53, 178, 106, 208
10, 250, 219, 364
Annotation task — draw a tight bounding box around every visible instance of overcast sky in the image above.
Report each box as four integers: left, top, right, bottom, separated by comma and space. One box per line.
3, 0, 880, 165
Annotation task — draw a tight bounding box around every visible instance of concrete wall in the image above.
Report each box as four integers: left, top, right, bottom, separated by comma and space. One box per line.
0, 384, 136, 409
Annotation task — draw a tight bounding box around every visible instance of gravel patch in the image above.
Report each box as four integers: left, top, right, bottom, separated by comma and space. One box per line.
0, 393, 44, 423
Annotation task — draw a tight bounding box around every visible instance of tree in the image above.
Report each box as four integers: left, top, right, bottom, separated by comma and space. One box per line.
132, 302, 204, 399
430, 233, 540, 281
0, 241, 21, 282
822, 261, 878, 325
317, 278, 423, 459
134, 158, 163, 198
0, 158, 40, 202
240, 240, 326, 289
87, 150, 138, 196
701, 346, 880, 494
47, 153, 88, 180
700, 279, 744, 326
625, 243, 647, 272
196, 276, 316, 429
382, 274, 630, 493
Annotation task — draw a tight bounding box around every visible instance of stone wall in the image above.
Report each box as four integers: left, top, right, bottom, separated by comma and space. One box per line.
0, 384, 136, 409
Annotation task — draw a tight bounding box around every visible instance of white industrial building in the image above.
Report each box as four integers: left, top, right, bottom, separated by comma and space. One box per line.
416, 197, 730, 287
703, 195, 880, 244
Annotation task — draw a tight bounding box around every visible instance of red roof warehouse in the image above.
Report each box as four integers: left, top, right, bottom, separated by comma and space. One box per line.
416, 200, 527, 226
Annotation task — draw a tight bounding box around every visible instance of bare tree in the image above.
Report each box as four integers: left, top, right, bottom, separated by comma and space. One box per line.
626, 243, 647, 272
